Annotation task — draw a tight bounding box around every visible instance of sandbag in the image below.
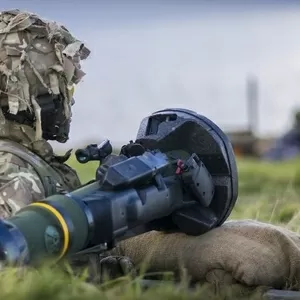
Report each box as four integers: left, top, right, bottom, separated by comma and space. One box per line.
111, 220, 300, 291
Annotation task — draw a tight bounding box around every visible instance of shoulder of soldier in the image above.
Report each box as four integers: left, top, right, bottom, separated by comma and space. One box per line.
0, 150, 39, 177
0, 151, 45, 202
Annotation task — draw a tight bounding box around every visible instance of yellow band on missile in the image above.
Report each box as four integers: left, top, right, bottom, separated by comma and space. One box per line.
30, 202, 69, 259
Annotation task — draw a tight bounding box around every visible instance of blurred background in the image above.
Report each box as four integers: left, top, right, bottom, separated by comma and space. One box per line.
2, 0, 300, 159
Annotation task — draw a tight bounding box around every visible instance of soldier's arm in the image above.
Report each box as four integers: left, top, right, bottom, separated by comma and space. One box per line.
0, 151, 45, 218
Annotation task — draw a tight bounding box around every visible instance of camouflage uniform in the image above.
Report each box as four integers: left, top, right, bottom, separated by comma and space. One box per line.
0, 122, 81, 218
0, 151, 44, 218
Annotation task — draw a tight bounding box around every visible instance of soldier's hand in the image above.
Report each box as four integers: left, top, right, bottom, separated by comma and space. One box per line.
99, 255, 137, 281
69, 254, 136, 284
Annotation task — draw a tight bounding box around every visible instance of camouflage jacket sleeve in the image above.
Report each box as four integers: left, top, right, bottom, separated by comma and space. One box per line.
0, 151, 45, 218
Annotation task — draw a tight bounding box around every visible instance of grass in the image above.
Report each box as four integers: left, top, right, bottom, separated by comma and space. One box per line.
231, 158, 300, 231
2, 156, 300, 299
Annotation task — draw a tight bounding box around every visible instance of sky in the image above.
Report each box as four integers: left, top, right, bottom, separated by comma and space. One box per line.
1, 0, 300, 150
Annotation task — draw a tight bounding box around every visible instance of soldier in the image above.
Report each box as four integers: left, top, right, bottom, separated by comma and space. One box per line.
0, 9, 85, 217
0, 9, 133, 281
1, 9, 300, 299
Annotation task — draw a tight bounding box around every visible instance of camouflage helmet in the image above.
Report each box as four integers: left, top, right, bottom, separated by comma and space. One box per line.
0, 9, 90, 143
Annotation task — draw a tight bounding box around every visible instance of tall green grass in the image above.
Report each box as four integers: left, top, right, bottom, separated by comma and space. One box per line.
231, 158, 300, 232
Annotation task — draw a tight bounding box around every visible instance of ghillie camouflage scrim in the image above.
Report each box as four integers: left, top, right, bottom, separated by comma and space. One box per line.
0, 9, 89, 217
0, 9, 90, 140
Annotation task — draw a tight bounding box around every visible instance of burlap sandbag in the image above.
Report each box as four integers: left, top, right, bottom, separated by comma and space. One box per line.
111, 219, 300, 291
